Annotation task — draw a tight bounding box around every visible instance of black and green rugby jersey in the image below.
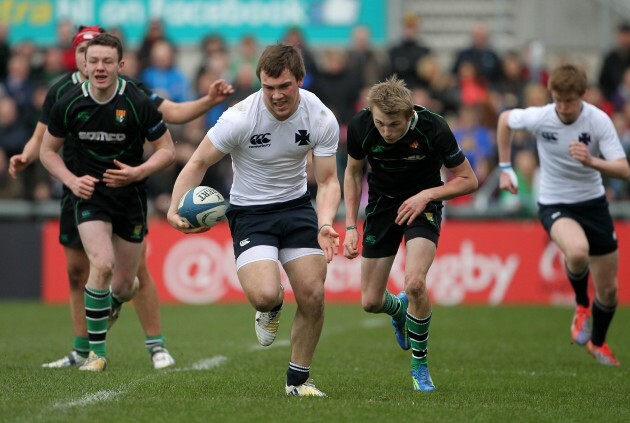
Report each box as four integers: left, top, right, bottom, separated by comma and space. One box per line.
41, 71, 165, 170
347, 105, 466, 198
41, 71, 165, 125
47, 77, 167, 186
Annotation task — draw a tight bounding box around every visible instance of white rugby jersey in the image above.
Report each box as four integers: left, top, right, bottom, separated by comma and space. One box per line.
208, 89, 339, 206
508, 102, 626, 204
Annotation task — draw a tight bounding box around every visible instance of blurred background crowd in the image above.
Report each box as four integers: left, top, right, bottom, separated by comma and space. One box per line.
1, 11, 630, 218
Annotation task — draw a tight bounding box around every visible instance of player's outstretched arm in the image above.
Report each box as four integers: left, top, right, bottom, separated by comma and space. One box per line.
159, 79, 234, 124
9, 122, 47, 178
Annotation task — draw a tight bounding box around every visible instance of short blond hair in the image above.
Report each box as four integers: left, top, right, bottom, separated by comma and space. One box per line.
366, 75, 414, 118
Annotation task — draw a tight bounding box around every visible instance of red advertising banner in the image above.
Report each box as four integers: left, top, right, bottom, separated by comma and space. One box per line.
42, 219, 630, 305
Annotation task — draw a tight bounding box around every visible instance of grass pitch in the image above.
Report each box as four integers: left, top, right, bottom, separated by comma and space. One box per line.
1, 302, 628, 422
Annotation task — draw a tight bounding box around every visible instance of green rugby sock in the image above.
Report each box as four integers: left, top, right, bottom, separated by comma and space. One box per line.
84, 286, 110, 357
378, 290, 404, 321
73, 336, 89, 358
145, 335, 166, 353
408, 311, 431, 369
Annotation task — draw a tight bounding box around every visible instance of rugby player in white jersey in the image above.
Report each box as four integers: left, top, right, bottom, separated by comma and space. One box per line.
497, 64, 629, 366
168, 44, 340, 396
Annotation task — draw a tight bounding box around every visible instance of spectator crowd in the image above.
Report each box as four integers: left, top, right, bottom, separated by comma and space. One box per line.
1, 15, 630, 217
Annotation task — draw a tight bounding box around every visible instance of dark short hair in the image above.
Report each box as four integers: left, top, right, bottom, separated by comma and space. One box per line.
256, 44, 305, 82
619, 21, 630, 32
86, 33, 123, 61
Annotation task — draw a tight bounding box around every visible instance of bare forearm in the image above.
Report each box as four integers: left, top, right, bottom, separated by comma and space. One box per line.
160, 98, 213, 124
136, 148, 175, 179
22, 123, 47, 162
40, 150, 76, 186
588, 157, 630, 180
422, 172, 478, 202
343, 172, 362, 226
497, 111, 513, 163
316, 179, 341, 226
168, 160, 208, 215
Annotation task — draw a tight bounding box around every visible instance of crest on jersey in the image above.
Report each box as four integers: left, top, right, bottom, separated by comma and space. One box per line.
295, 129, 310, 146
115, 109, 126, 124
409, 140, 419, 149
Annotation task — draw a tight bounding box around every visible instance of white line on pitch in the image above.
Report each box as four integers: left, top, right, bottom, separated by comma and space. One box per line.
51, 355, 228, 411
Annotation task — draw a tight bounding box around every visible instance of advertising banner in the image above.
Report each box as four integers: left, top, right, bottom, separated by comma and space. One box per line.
42, 219, 630, 305
1, 0, 387, 47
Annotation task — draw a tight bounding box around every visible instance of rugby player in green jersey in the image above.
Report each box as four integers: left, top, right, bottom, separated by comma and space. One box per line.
343, 75, 478, 391
10, 26, 232, 370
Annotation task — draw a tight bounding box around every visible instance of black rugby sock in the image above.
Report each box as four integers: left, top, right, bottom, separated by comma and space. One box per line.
566, 264, 589, 307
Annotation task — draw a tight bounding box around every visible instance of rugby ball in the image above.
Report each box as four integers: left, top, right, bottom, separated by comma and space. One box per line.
177, 186, 227, 228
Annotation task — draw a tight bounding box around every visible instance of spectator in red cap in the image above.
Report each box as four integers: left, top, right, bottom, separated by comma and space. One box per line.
72, 25, 105, 51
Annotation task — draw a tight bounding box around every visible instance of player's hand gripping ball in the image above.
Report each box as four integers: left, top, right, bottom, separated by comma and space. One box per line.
177, 186, 227, 228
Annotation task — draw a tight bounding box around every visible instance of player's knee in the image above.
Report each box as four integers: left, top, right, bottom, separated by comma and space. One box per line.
136, 266, 152, 290
597, 284, 618, 305
90, 258, 115, 280
361, 296, 382, 313
406, 276, 428, 301
294, 281, 325, 310
250, 286, 283, 311
112, 277, 137, 301
67, 264, 88, 290
564, 245, 589, 266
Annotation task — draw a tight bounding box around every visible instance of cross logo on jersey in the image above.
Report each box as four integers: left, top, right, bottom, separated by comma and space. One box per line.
295, 130, 310, 146
578, 132, 591, 145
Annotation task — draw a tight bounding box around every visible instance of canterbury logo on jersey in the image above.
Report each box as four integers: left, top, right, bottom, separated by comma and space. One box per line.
541, 132, 558, 141
78, 132, 126, 141
249, 133, 271, 148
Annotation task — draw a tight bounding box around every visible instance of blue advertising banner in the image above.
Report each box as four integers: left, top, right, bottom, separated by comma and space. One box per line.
1, 0, 387, 47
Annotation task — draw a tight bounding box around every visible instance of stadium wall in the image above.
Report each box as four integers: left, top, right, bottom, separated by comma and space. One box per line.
0, 222, 42, 299
39, 219, 630, 306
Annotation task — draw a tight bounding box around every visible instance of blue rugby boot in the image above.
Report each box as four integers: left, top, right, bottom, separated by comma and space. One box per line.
411, 365, 436, 392
391, 291, 410, 350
